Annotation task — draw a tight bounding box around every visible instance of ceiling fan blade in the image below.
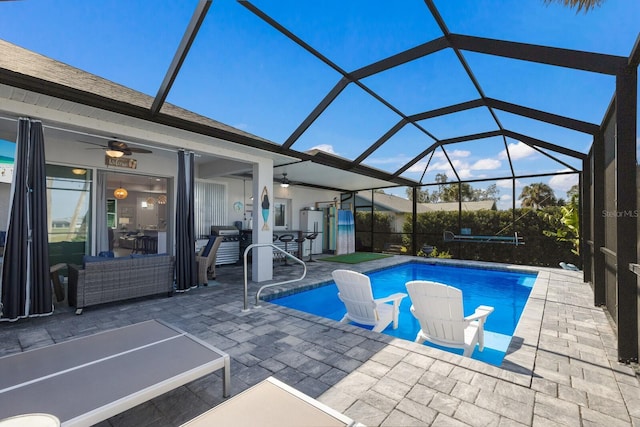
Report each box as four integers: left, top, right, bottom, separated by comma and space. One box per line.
128, 147, 153, 154
78, 139, 107, 148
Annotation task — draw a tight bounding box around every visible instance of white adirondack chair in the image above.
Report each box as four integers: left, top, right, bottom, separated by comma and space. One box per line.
405, 280, 494, 357
332, 269, 407, 333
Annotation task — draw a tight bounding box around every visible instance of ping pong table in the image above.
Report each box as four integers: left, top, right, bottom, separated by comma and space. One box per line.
0, 320, 230, 426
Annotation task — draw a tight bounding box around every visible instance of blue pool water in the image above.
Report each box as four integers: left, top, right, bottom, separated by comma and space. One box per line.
271, 262, 537, 366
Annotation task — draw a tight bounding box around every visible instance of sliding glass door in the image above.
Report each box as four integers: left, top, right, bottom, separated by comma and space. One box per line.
46, 165, 92, 267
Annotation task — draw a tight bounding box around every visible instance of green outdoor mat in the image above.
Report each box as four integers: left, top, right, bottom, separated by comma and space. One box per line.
318, 252, 392, 264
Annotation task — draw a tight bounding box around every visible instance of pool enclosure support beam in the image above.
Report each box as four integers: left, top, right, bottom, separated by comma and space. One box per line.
150, 0, 212, 116
240, 0, 438, 159
580, 166, 590, 284
511, 178, 516, 232
615, 64, 638, 363
412, 187, 418, 256
590, 133, 606, 307
448, 34, 627, 76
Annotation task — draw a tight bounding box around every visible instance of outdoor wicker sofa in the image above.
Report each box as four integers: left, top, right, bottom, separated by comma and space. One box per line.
68, 253, 175, 314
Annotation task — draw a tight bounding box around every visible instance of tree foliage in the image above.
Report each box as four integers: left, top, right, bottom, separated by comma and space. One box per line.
543, 193, 580, 255
566, 184, 579, 200
406, 187, 431, 203
406, 175, 499, 203
519, 182, 557, 209
543, 0, 604, 12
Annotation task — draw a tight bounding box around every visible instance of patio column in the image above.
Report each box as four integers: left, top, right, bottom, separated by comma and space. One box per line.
615, 64, 638, 363
251, 160, 273, 282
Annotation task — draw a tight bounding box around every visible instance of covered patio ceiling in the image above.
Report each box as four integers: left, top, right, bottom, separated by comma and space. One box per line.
0, 1, 638, 195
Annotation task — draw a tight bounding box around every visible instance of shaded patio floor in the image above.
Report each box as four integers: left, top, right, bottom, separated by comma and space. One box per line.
1, 255, 638, 426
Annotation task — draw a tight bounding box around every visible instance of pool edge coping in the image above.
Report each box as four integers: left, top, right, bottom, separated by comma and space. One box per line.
262, 255, 557, 385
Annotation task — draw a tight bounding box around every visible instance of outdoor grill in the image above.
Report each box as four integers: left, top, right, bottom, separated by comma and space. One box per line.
210, 226, 240, 265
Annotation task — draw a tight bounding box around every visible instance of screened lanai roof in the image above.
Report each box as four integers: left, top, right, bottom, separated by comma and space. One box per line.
0, 0, 638, 196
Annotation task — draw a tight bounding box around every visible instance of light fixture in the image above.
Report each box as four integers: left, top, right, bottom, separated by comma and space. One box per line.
144, 181, 155, 208
113, 185, 128, 200
141, 200, 148, 208
280, 173, 290, 188
118, 217, 129, 230
105, 149, 124, 158
157, 195, 167, 204
71, 168, 87, 175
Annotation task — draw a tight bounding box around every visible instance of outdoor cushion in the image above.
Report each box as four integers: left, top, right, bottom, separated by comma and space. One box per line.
82, 254, 130, 266
130, 252, 170, 259
201, 236, 216, 257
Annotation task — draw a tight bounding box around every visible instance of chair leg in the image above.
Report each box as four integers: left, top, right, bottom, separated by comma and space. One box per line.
372, 323, 389, 333
307, 240, 316, 262
50, 263, 66, 302
283, 242, 291, 266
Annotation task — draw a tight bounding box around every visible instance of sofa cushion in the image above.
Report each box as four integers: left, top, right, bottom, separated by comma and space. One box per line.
83, 255, 131, 267
130, 253, 170, 259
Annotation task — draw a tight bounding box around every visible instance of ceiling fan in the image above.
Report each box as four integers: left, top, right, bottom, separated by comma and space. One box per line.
280, 173, 297, 188
83, 139, 153, 158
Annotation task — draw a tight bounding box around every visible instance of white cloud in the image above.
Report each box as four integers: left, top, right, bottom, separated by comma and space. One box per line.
433, 149, 470, 159
418, 156, 501, 181
309, 144, 336, 154
457, 169, 473, 179
548, 171, 579, 194
448, 149, 471, 158
430, 160, 456, 171
496, 179, 512, 188
407, 161, 428, 173
496, 194, 513, 210
471, 158, 501, 170
499, 141, 536, 160
367, 155, 409, 165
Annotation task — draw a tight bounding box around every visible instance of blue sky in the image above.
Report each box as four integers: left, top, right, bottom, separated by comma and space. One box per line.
1, 0, 638, 207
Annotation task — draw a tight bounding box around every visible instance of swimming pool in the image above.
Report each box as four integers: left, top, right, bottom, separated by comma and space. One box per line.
270, 262, 537, 366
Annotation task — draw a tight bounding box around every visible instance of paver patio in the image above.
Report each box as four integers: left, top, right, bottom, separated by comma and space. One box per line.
0, 255, 638, 426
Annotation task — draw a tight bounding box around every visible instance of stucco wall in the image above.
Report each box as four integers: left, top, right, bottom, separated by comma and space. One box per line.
225, 177, 340, 231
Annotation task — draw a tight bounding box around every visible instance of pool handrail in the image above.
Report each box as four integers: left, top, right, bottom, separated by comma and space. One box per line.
242, 243, 307, 311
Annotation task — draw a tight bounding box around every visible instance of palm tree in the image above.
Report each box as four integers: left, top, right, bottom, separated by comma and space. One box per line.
519, 183, 557, 210
543, 0, 604, 12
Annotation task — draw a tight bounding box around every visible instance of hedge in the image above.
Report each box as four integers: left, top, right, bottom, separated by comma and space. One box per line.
406, 209, 580, 268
